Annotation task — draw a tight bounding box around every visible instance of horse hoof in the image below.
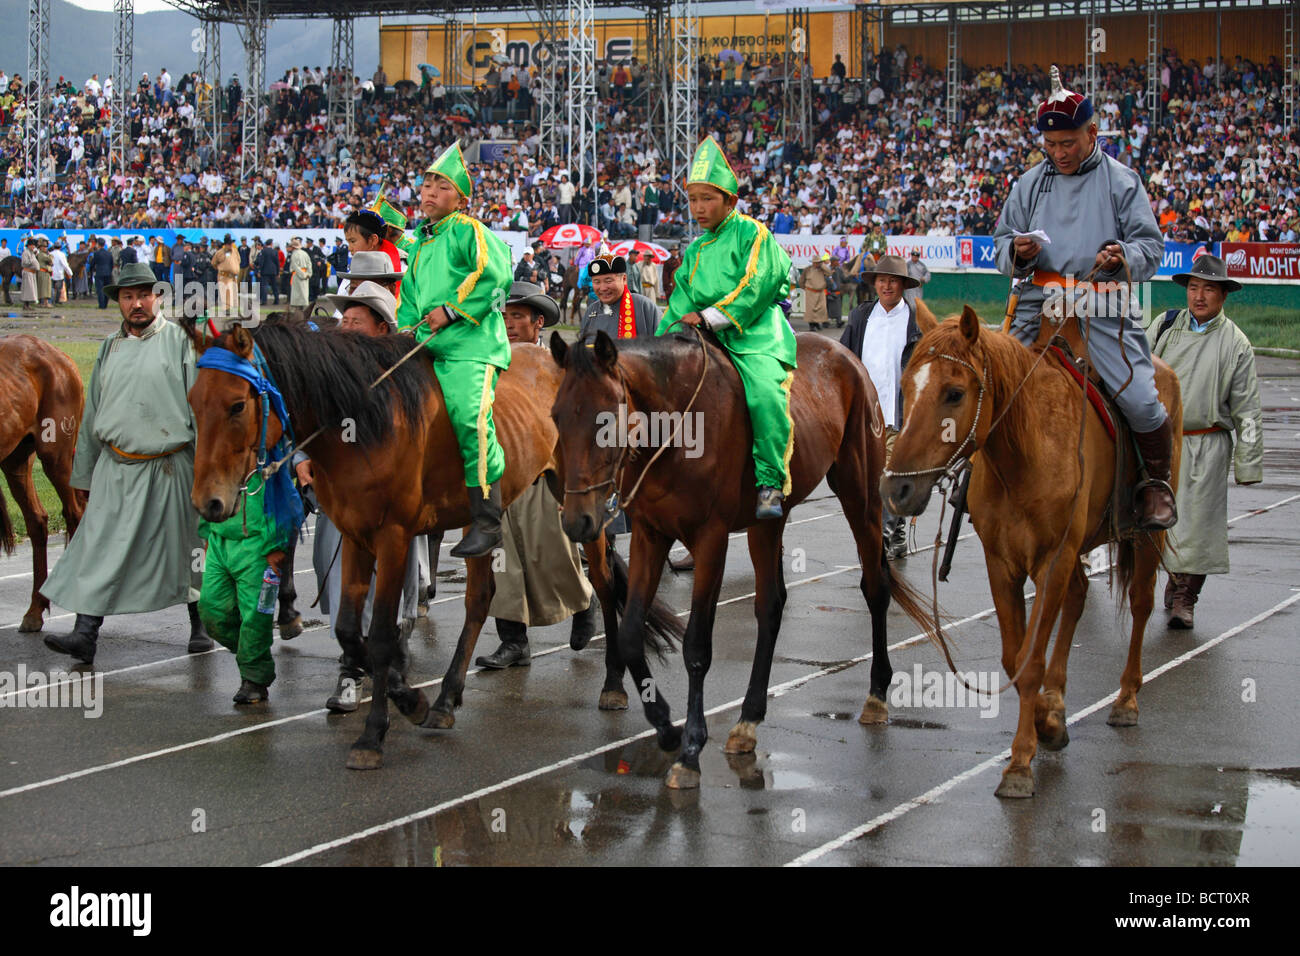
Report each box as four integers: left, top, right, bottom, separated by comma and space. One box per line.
665, 762, 700, 790
723, 720, 758, 754
404, 692, 430, 726
346, 748, 383, 771
278, 615, 303, 639
421, 707, 455, 730
657, 725, 682, 752
1037, 718, 1070, 751
18, 613, 44, 633
858, 695, 889, 725
995, 768, 1035, 799
598, 690, 629, 711
1107, 703, 1139, 727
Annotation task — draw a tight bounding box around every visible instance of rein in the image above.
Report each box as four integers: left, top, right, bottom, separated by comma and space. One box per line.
563, 323, 711, 531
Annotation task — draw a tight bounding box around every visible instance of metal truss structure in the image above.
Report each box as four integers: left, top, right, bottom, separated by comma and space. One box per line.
1147, 10, 1160, 126
197, 17, 222, 153
234, 0, 266, 180
24, 0, 50, 199
783, 8, 811, 154
567, 0, 596, 221
947, 8, 961, 128
527, 0, 565, 169
644, 1, 670, 171
1287, 0, 1297, 134
329, 16, 355, 143
669, 0, 700, 211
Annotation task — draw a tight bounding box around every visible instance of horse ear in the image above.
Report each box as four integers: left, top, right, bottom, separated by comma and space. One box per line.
229, 324, 255, 359
549, 329, 568, 367
592, 330, 618, 371
959, 305, 981, 344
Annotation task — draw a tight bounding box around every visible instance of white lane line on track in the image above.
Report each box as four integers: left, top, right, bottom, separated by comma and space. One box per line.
0, 524, 981, 800
784, 590, 1300, 867
2, 493, 1293, 811
261, 601, 1007, 867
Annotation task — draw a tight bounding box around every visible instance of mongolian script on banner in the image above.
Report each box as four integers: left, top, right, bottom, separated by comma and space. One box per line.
1220, 242, 1300, 280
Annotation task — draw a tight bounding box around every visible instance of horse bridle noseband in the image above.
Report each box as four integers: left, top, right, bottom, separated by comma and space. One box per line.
562, 324, 710, 528
881, 346, 988, 489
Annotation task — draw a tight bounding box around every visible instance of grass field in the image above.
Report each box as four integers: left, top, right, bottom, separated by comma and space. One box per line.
5, 299, 1296, 541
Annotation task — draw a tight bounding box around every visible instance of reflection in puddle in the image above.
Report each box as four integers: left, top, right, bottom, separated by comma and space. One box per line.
1238, 770, 1300, 865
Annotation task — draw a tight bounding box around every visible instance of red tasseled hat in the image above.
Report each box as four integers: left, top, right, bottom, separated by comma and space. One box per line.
1036, 65, 1094, 132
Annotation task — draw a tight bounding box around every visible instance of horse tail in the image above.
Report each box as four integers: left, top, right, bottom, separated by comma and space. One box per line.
607, 544, 683, 661
886, 559, 962, 669
0, 482, 15, 556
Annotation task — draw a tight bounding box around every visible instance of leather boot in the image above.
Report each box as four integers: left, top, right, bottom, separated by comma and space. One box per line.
1168, 573, 1206, 630
569, 595, 599, 651
188, 601, 215, 653
884, 517, 908, 560
451, 482, 503, 558
476, 619, 531, 669
1164, 573, 1177, 610
1133, 418, 1177, 531
44, 613, 101, 665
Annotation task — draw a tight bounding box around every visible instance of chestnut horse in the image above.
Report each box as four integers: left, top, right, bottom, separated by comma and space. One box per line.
549, 328, 935, 789
881, 307, 1181, 798
0, 335, 84, 632
186, 322, 665, 770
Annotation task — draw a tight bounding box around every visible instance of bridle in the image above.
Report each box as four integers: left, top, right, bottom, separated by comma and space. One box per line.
562, 324, 710, 530
881, 346, 988, 491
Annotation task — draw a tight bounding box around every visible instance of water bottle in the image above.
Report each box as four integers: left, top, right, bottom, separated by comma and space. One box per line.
257, 565, 280, 615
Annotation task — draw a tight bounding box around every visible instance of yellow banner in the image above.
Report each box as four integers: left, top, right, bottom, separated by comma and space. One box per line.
380, 13, 856, 86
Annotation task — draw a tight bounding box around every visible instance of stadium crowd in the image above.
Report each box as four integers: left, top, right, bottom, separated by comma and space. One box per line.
0, 46, 1297, 245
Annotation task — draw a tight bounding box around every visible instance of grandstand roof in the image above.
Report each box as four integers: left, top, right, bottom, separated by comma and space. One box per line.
160, 0, 1291, 23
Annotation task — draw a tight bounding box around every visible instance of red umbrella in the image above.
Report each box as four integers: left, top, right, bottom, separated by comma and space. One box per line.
609, 239, 670, 264
538, 223, 603, 249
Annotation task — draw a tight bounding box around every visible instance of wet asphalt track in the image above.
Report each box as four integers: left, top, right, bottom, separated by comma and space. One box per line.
0, 358, 1297, 867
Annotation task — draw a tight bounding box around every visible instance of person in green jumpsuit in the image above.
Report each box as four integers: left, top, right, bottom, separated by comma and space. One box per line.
197, 469, 291, 704
657, 135, 797, 520
371, 192, 416, 260
394, 142, 515, 556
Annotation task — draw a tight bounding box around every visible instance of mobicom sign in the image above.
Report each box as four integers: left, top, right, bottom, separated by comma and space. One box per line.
1220, 242, 1300, 280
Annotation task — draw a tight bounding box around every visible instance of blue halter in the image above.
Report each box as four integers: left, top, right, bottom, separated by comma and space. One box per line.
196, 343, 303, 540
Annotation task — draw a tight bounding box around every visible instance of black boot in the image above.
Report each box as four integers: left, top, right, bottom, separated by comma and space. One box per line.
1133, 417, 1178, 531
570, 595, 599, 651
233, 679, 270, 705
884, 517, 908, 560
188, 601, 214, 653
476, 619, 531, 669
451, 482, 503, 558
326, 663, 365, 713
44, 613, 101, 665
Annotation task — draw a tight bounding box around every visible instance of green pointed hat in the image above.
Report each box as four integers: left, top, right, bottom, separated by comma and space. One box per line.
686, 135, 738, 197
425, 142, 472, 198
369, 191, 407, 231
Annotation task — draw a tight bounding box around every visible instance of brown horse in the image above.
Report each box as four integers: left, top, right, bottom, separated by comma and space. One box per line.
0, 335, 85, 631
557, 260, 584, 325
881, 307, 1182, 798
186, 322, 659, 770
549, 328, 935, 789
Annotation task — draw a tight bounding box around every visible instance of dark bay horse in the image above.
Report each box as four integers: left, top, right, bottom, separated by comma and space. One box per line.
881, 307, 1182, 798
549, 328, 934, 789
187, 322, 651, 770
0, 335, 84, 631
557, 260, 584, 325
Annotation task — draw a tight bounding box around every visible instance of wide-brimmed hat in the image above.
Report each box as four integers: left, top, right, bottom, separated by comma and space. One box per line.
320, 281, 397, 330
104, 262, 161, 299
337, 250, 403, 282
505, 281, 560, 328
864, 254, 920, 289
1172, 254, 1241, 293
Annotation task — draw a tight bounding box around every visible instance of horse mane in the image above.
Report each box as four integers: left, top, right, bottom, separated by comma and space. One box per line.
570, 329, 718, 388
224, 323, 430, 448
920, 319, 1038, 454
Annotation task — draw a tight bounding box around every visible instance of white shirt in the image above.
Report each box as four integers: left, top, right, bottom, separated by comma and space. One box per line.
859, 299, 910, 430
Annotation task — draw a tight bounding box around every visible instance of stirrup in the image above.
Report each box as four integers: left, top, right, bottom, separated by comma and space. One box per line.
1133, 477, 1177, 530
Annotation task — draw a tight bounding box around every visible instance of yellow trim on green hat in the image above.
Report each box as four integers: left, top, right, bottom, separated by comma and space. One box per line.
686, 135, 739, 197
425, 142, 472, 199
369, 191, 407, 231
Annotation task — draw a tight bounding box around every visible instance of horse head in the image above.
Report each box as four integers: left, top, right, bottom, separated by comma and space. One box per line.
549, 329, 628, 543
188, 324, 285, 523
881, 305, 990, 516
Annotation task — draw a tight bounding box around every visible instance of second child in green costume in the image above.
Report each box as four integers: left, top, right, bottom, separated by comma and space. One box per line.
394, 143, 515, 556
657, 136, 797, 520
